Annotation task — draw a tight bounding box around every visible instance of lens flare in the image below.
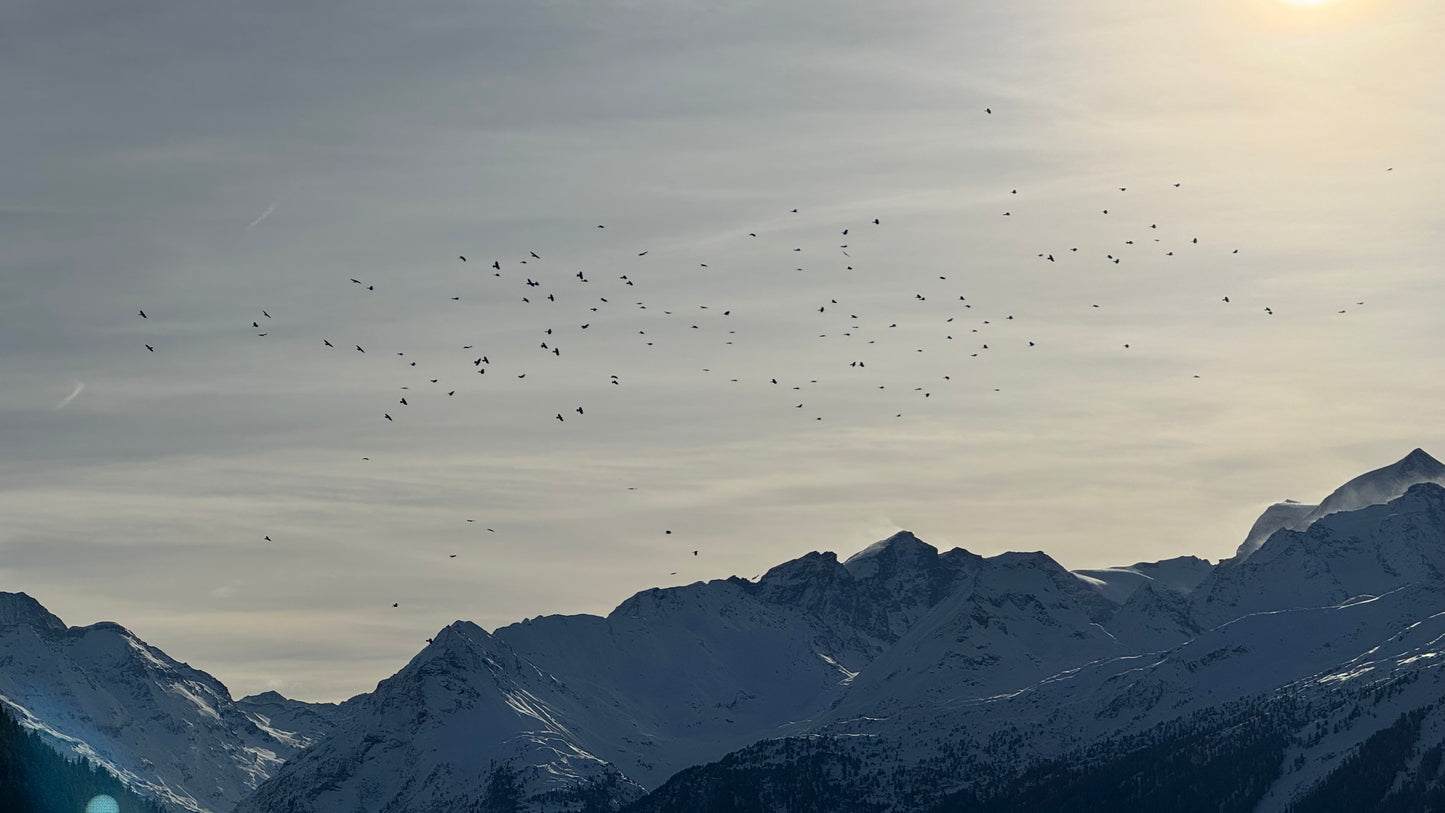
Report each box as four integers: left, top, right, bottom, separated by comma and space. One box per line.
85, 796, 120, 813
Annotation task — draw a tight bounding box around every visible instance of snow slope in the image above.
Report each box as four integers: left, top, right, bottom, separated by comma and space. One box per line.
0, 592, 347, 813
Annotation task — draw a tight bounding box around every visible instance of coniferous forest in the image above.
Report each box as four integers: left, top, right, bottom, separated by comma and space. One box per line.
0, 703, 167, 813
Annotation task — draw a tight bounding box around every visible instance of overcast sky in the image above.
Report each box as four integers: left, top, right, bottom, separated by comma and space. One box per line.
3, 0, 1442, 702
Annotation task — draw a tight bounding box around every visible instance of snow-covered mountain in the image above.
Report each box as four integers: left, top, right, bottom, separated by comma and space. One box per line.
234, 449, 1445, 813
633, 480, 1445, 812
1233, 448, 1445, 561
1234, 499, 1316, 560
14, 448, 1445, 813
0, 592, 350, 813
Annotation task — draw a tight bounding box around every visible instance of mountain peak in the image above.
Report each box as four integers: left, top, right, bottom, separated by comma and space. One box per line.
1234, 500, 1318, 561
1398, 447, 1444, 474
241, 690, 288, 703
0, 592, 67, 636
1298, 448, 1445, 531
842, 531, 936, 578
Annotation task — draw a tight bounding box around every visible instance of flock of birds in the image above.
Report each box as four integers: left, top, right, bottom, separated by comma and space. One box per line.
127, 108, 1383, 619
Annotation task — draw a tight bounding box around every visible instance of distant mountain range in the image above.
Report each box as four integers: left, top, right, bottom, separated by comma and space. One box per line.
6, 449, 1445, 812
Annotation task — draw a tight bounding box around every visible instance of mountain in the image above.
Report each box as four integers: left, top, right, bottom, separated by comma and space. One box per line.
17, 449, 1445, 813
626, 480, 1445, 812
1299, 447, 1445, 529
241, 533, 1215, 812
1073, 555, 1214, 604
239, 532, 983, 812
1234, 500, 1316, 560
1233, 448, 1445, 562
0, 593, 349, 813
0, 700, 169, 813
1192, 481, 1445, 628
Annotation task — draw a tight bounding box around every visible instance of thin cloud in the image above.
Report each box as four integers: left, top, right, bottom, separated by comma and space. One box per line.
244, 198, 279, 231
54, 381, 84, 410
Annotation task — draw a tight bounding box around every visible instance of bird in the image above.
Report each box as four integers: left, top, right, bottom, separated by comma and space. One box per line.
323, 340, 333, 347
264, 536, 271, 541
138, 310, 147, 319
399, 397, 407, 405
392, 603, 398, 608
530, 251, 540, 259
145, 344, 154, 352
576, 406, 584, 414
459, 256, 466, 262
262, 310, 270, 319
493, 260, 501, 270
556, 413, 564, 421
985, 107, 991, 114
355, 345, 365, 353
384, 413, 393, 421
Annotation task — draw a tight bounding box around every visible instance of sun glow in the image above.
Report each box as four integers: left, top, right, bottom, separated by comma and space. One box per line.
1282, 0, 1338, 5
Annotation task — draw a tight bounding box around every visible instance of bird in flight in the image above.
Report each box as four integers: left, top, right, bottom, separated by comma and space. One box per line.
145, 344, 154, 352
138, 310, 147, 319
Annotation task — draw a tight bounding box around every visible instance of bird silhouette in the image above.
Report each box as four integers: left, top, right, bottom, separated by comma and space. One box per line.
138, 310, 147, 318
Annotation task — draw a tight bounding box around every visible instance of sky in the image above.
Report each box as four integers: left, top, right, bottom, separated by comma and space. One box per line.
2, 0, 1443, 702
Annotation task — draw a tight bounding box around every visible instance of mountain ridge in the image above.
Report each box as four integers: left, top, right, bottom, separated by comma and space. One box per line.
8, 448, 1445, 812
